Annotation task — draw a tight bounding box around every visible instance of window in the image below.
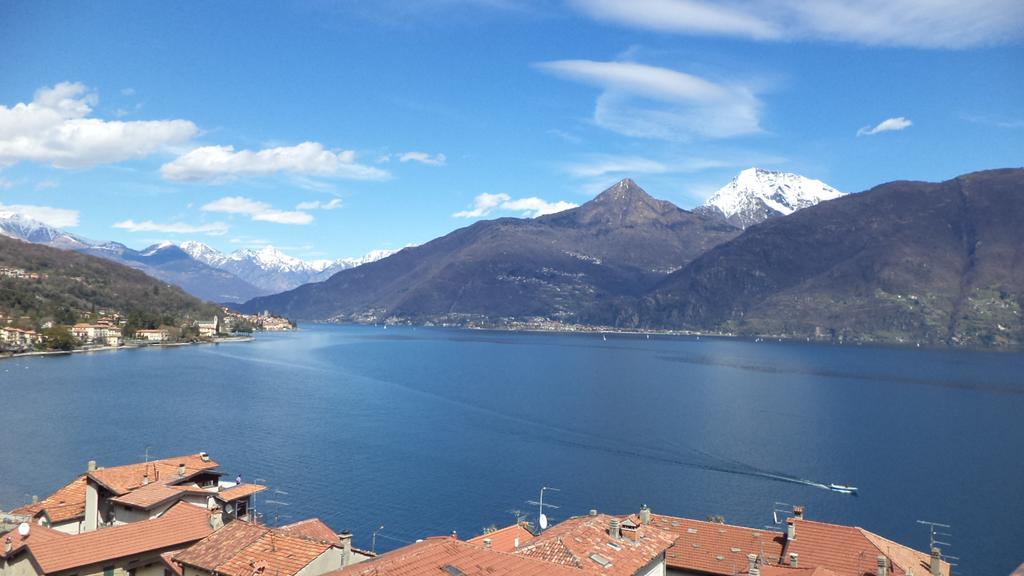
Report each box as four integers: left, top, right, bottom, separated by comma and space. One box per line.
103, 566, 115, 576
235, 498, 249, 518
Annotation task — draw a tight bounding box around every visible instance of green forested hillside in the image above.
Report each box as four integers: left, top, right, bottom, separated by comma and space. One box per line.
0, 235, 219, 329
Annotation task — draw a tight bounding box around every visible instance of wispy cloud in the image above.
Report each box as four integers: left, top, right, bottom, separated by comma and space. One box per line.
295, 198, 343, 210
569, 0, 1024, 49
536, 59, 761, 140
113, 219, 228, 235
563, 154, 745, 179
0, 82, 197, 169
857, 116, 912, 136
202, 196, 314, 225
399, 151, 447, 166
0, 202, 80, 228
161, 142, 390, 182
453, 193, 577, 218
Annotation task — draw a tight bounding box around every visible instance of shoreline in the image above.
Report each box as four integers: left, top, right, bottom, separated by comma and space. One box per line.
0, 335, 257, 362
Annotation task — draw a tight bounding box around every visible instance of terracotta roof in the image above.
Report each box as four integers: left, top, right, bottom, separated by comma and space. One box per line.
466, 523, 535, 553
89, 453, 219, 495
24, 501, 213, 573
161, 551, 185, 576
0, 523, 69, 559
174, 520, 334, 576
781, 519, 950, 576
217, 483, 267, 502
326, 536, 584, 576
109, 482, 188, 509
760, 566, 840, 576
11, 475, 88, 523
280, 518, 343, 546
515, 513, 677, 576
648, 513, 785, 575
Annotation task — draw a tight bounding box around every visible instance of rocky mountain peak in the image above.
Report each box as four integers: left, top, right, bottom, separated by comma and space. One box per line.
698, 167, 844, 229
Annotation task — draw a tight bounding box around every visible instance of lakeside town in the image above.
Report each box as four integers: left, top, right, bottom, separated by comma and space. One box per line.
0, 269, 294, 358
0, 451, 969, 576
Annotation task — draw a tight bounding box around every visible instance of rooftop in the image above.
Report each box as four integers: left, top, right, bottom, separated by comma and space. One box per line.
280, 518, 343, 546
466, 522, 535, 554
174, 519, 335, 576
89, 453, 219, 495
0, 523, 69, 560
515, 513, 677, 576
11, 475, 88, 523
23, 501, 213, 574
648, 513, 785, 576
325, 536, 583, 576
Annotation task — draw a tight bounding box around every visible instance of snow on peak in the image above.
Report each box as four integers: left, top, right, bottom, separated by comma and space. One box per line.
703, 168, 844, 228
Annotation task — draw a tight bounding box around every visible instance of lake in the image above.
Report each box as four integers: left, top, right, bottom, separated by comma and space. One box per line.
1, 325, 1021, 575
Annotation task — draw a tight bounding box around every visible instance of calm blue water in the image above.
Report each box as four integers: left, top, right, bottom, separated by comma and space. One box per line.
1, 326, 1022, 575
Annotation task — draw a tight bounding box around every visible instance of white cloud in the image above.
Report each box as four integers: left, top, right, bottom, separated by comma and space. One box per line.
569, 0, 1024, 48
160, 142, 390, 182
857, 116, 912, 136
0, 82, 198, 169
201, 196, 314, 225
35, 179, 58, 190
0, 203, 80, 228
536, 60, 761, 140
112, 219, 228, 235
570, 0, 780, 40
399, 151, 447, 166
453, 193, 578, 218
563, 154, 752, 179
295, 198, 343, 210
0, 178, 12, 189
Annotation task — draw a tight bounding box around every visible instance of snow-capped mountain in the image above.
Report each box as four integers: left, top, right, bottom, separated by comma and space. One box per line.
0, 211, 93, 249
181, 241, 398, 293
697, 168, 845, 229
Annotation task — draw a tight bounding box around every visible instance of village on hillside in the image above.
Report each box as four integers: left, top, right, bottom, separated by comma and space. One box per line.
0, 452, 956, 576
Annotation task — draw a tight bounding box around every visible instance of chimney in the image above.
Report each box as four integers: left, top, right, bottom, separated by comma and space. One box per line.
786, 518, 796, 541
789, 553, 798, 568
930, 548, 942, 576
31, 495, 38, 504
793, 506, 804, 520
609, 518, 621, 540
4, 536, 12, 555
483, 538, 492, 549
339, 530, 352, 566
209, 507, 224, 530
877, 555, 888, 576
200, 451, 210, 462
589, 509, 598, 517
142, 473, 150, 485
747, 553, 760, 576
639, 504, 651, 525
178, 463, 186, 477
87, 460, 97, 472
513, 536, 520, 549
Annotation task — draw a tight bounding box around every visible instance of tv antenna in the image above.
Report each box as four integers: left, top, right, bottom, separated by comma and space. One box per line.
527, 486, 560, 531
264, 489, 291, 526
371, 524, 385, 554
767, 501, 792, 528
916, 520, 958, 570
141, 445, 153, 463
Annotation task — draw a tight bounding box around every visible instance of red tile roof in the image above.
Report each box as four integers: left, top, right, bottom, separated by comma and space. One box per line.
0, 523, 69, 560
24, 501, 213, 574
781, 519, 950, 576
174, 520, 335, 576
109, 482, 189, 509
648, 513, 785, 575
326, 536, 584, 576
515, 513, 677, 576
217, 483, 267, 502
280, 518, 343, 546
466, 523, 535, 554
11, 475, 88, 523
89, 453, 219, 495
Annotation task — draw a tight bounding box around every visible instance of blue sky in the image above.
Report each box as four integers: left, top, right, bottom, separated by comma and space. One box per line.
1, 1, 1022, 260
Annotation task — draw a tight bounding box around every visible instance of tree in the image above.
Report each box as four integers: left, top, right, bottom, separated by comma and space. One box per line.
42, 326, 77, 351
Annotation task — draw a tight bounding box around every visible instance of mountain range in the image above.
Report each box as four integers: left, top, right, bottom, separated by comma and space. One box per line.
0, 214, 394, 303
240, 168, 1024, 349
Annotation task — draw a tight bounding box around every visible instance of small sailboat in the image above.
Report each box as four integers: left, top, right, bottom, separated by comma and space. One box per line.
828, 483, 858, 494
602, 333, 607, 341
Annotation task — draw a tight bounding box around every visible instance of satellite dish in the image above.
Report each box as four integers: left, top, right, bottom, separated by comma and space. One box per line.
18, 522, 30, 537
539, 513, 548, 530
225, 503, 235, 515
